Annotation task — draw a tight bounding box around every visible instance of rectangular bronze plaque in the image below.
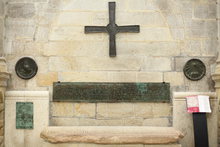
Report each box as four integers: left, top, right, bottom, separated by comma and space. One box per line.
53, 82, 170, 102
16, 102, 33, 129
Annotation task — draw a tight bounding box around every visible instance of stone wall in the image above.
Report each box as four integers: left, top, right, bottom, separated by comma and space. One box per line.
0, 0, 4, 55
3, 0, 218, 126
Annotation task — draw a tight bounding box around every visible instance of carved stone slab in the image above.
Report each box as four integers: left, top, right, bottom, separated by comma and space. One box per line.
40, 126, 184, 144
53, 82, 170, 102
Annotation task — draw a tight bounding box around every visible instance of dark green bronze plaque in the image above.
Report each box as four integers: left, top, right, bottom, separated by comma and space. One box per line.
183, 59, 206, 81
16, 102, 33, 129
53, 82, 170, 102
15, 57, 38, 80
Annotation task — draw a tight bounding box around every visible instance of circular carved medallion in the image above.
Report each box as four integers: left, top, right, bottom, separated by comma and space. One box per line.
183, 59, 206, 81
15, 57, 38, 80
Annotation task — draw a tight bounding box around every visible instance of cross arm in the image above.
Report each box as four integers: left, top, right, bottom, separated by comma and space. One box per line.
118, 25, 140, 33
85, 26, 107, 33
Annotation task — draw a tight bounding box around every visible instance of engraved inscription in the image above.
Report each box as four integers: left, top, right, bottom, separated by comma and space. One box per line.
53, 82, 170, 102
16, 102, 33, 129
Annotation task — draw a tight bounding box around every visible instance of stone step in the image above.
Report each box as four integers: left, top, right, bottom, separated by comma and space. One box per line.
40, 126, 184, 144
42, 143, 182, 147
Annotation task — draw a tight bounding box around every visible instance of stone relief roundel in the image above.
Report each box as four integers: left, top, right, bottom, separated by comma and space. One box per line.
15, 57, 38, 80
183, 59, 206, 81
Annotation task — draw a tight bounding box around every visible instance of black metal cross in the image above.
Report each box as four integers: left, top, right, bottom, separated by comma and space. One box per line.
85, 2, 140, 57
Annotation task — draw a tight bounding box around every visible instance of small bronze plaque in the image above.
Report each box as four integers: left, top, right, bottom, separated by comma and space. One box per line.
53, 82, 170, 102
16, 102, 33, 129
183, 59, 206, 81
15, 57, 38, 80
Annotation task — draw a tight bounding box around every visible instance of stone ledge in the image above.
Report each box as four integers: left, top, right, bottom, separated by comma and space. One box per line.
40, 126, 184, 144
5, 91, 49, 98
173, 92, 217, 99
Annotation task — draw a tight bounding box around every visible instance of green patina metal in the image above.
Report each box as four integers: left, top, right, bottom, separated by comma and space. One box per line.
16, 102, 33, 129
53, 82, 170, 102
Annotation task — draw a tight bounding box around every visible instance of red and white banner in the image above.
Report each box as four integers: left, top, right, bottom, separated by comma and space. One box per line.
186, 95, 211, 113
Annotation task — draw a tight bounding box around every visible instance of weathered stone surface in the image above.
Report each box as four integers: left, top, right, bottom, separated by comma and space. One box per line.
143, 118, 170, 127
180, 40, 201, 56
40, 126, 183, 144
142, 57, 172, 71
189, 20, 217, 38
97, 103, 134, 119
7, 3, 35, 18
164, 72, 184, 86
117, 42, 180, 57
60, 72, 110, 82
0, 19, 3, 40
49, 57, 143, 71
42, 142, 182, 147
108, 72, 136, 82
0, 1, 3, 16
37, 72, 58, 87
5, 25, 35, 40
73, 103, 96, 118
55, 12, 93, 25
136, 72, 163, 82
194, 3, 216, 19
117, 12, 166, 26
52, 102, 74, 117
152, 103, 171, 117
133, 103, 153, 118
59, 0, 127, 11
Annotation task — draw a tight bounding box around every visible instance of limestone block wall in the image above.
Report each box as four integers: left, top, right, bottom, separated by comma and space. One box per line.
0, 0, 4, 55
3, 0, 218, 126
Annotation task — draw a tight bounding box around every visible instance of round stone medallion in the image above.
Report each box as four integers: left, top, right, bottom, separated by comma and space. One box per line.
183, 59, 206, 81
15, 57, 38, 80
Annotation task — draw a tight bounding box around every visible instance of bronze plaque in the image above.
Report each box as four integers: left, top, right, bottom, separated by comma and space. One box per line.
53, 82, 170, 102
183, 59, 206, 81
16, 102, 33, 129
15, 57, 38, 80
